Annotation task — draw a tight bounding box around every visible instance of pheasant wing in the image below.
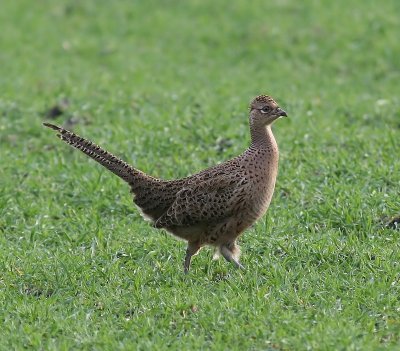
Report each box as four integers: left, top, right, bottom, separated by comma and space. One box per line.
154, 175, 249, 228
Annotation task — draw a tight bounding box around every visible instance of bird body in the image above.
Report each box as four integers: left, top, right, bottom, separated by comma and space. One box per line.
44, 95, 286, 272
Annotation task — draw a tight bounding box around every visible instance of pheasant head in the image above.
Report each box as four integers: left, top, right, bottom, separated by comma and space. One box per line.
249, 95, 287, 126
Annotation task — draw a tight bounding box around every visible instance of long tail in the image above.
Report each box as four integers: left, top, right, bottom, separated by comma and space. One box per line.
43, 122, 149, 184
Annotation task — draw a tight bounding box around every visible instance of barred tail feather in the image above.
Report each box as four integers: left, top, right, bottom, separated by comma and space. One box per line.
43, 122, 146, 184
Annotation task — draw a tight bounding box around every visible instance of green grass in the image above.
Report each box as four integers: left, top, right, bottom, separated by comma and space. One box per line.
1, 0, 400, 349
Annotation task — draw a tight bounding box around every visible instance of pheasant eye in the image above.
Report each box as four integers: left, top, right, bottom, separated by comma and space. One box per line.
260, 106, 271, 114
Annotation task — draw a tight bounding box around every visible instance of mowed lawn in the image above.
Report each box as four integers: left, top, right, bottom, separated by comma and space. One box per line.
1, 0, 400, 349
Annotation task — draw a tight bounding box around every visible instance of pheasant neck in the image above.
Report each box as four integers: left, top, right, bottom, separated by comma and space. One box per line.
250, 124, 277, 150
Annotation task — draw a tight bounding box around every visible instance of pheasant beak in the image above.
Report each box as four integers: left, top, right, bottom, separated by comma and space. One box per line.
276, 108, 287, 117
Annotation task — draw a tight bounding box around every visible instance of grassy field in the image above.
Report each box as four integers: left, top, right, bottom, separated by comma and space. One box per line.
1, 0, 400, 349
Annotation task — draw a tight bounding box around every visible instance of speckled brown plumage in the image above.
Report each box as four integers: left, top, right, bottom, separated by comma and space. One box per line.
44, 95, 287, 273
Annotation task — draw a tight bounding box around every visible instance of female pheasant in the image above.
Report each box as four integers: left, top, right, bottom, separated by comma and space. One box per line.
44, 95, 287, 272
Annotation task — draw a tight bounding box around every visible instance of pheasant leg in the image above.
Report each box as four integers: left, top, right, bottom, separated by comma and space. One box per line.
220, 244, 245, 270
184, 242, 201, 274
